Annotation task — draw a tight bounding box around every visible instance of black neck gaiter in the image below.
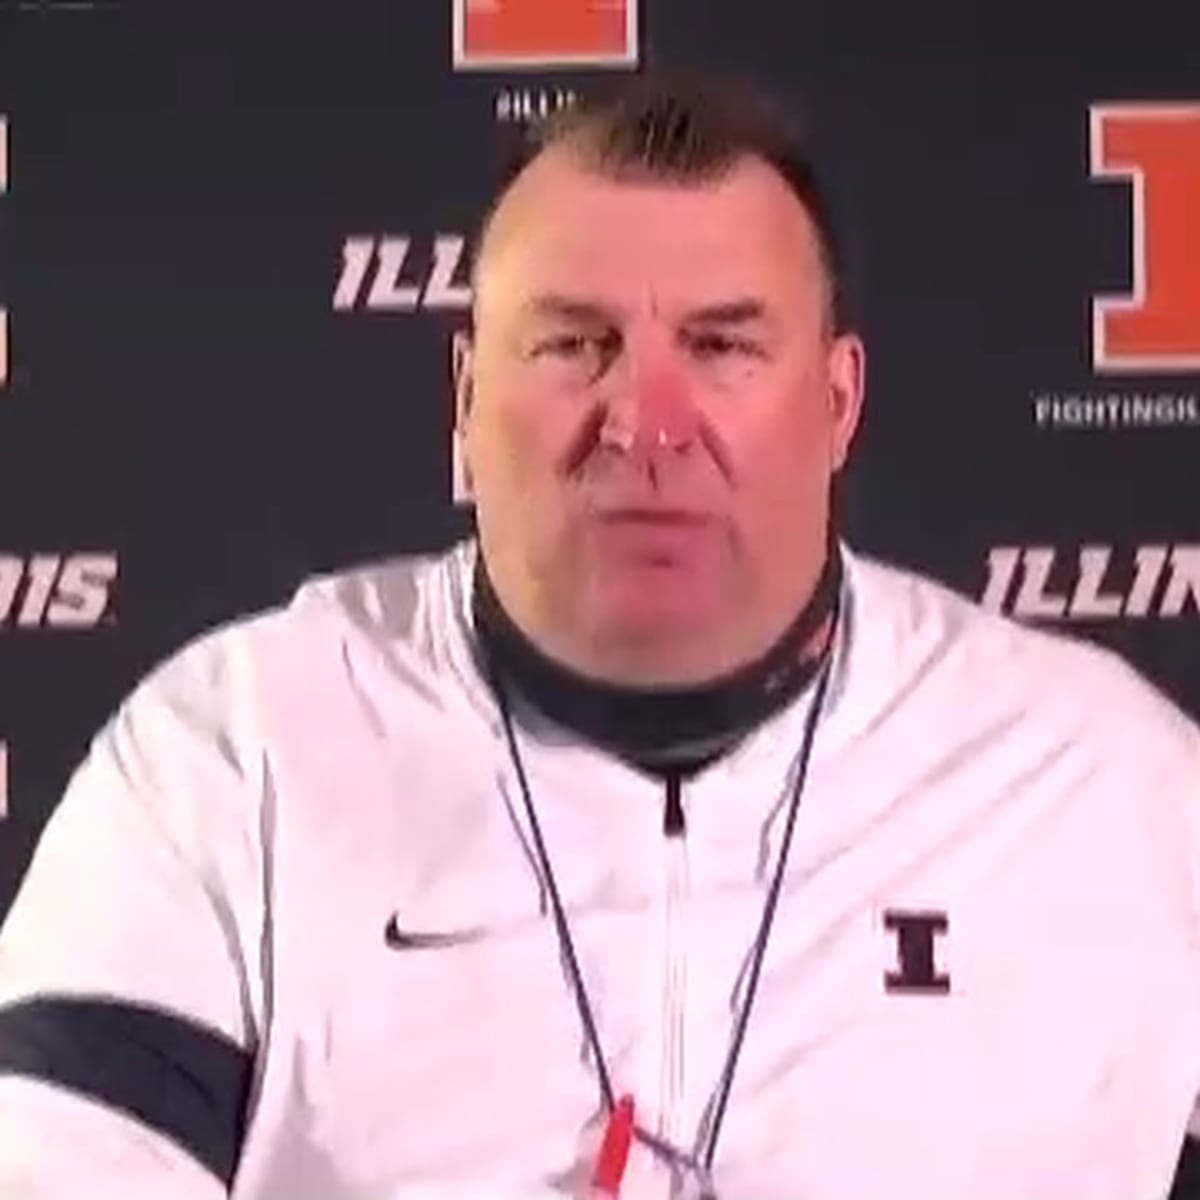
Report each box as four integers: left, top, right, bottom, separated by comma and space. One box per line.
472, 542, 842, 779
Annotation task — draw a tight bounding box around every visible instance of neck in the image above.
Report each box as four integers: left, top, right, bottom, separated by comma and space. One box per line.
472, 543, 842, 779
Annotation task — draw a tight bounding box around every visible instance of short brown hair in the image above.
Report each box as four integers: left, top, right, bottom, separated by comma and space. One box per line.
474, 72, 851, 332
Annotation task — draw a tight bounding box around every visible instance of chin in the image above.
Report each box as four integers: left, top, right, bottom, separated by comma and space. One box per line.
587, 571, 725, 645
558, 530, 742, 673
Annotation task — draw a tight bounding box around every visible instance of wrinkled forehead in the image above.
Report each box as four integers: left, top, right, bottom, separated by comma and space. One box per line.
472, 147, 830, 328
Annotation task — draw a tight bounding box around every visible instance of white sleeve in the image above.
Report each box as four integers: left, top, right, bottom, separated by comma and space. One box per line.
0, 636, 265, 1199
1188, 731, 1200, 1142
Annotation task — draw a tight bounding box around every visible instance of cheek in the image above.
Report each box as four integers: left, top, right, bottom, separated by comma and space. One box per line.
466, 392, 582, 521
469, 395, 541, 484
723, 379, 834, 497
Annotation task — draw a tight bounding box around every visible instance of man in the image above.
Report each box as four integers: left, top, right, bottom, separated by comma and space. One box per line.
1, 74, 1199, 1200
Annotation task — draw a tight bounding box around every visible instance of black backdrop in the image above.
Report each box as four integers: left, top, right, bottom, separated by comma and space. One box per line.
1, 1, 1198, 1189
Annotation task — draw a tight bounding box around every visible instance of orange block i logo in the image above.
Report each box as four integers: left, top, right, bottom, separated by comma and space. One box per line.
452, 0, 639, 70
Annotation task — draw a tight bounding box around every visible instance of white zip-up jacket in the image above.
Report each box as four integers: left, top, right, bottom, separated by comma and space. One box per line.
1, 539, 1199, 1200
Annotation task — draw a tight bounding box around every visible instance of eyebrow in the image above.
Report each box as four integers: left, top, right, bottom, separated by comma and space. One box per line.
681, 298, 769, 325
520, 293, 771, 325
521, 293, 616, 324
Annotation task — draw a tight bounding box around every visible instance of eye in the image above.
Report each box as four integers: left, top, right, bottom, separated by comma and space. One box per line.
536, 333, 592, 358
686, 329, 764, 359
535, 330, 619, 355
530, 328, 621, 381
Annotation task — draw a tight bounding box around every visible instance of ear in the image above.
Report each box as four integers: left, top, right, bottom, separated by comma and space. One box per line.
452, 328, 475, 434
451, 328, 476, 504
826, 332, 866, 473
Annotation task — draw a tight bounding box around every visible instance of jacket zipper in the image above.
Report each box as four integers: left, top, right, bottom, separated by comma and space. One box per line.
659, 774, 688, 1154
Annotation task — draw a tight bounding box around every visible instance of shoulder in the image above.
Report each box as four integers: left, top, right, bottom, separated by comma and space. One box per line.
106, 540, 476, 773
844, 546, 1200, 767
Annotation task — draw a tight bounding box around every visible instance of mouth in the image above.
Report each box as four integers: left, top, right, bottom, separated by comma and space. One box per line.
586, 510, 720, 565
592, 507, 714, 527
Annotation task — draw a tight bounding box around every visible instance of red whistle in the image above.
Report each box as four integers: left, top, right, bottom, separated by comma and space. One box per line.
589, 1093, 636, 1196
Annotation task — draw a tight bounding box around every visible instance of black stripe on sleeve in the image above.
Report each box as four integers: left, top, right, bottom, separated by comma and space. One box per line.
0, 995, 251, 1187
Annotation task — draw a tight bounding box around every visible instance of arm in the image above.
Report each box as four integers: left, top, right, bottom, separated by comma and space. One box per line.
0, 640, 265, 1198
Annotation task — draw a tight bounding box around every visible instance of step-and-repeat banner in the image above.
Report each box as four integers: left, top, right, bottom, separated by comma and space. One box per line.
1, 0, 1198, 1184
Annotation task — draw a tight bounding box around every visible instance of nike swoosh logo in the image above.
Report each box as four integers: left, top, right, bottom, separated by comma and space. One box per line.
383, 912, 488, 950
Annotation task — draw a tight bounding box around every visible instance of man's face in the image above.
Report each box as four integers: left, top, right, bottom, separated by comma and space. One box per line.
457, 147, 864, 685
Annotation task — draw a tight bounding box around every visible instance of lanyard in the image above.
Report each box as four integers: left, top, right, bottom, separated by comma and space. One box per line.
486, 604, 839, 1197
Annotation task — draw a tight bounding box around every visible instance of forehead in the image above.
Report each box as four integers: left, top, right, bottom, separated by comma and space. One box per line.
474, 147, 827, 320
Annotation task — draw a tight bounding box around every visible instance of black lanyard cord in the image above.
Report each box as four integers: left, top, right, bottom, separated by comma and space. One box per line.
489, 656, 619, 1111
484, 603, 839, 1191
697, 643, 834, 1174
